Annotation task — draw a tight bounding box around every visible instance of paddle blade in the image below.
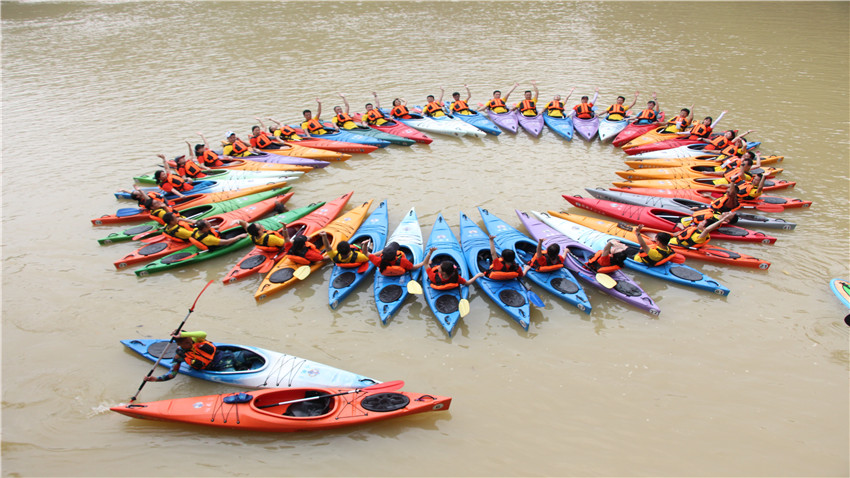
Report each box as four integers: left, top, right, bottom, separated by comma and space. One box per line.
365, 380, 405, 392
407, 280, 423, 295
356, 261, 370, 274
755, 203, 785, 213
670, 253, 686, 264
140, 234, 167, 244
596, 273, 617, 289
458, 299, 470, 318
527, 289, 545, 308
293, 265, 311, 280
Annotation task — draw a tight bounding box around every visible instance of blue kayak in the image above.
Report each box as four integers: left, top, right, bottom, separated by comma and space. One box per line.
830, 279, 850, 309
373, 207, 423, 324
290, 125, 391, 148
421, 214, 470, 336
328, 200, 389, 310
543, 111, 573, 141
480, 208, 591, 314
447, 108, 502, 135
459, 211, 530, 330
121, 339, 380, 389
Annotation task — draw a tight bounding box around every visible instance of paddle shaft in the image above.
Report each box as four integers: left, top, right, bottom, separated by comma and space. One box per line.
257, 380, 404, 409
129, 280, 214, 403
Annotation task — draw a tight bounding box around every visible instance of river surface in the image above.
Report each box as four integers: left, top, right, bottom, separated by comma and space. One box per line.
2, 1, 848, 476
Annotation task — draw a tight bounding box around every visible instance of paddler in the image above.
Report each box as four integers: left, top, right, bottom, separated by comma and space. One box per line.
448, 85, 474, 115
682, 185, 742, 228
118, 186, 166, 210
301, 99, 338, 136
332, 93, 361, 129
684, 111, 727, 141
194, 133, 230, 166
603, 91, 639, 121
161, 212, 195, 242
189, 219, 248, 250
363, 92, 392, 126
159, 153, 207, 180
735, 173, 768, 202
470, 235, 524, 281
510, 81, 539, 117
542, 87, 575, 118
632, 224, 677, 267
661, 105, 694, 133
632, 93, 660, 124
572, 87, 600, 119
281, 232, 326, 265
422, 88, 447, 118
223, 131, 261, 157
522, 238, 566, 274
153, 170, 193, 198
239, 219, 288, 251
479, 83, 519, 114
584, 239, 629, 274
250, 119, 286, 150
369, 241, 430, 276
427, 254, 479, 290
143, 330, 259, 382
322, 234, 371, 269
703, 129, 754, 153
148, 198, 180, 226
389, 98, 415, 119
669, 211, 736, 249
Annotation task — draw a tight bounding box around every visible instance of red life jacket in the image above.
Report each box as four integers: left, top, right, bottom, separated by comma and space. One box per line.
519, 99, 537, 113
184, 341, 217, 370
189, 228, 220, 251
391, 105, 411, 118
585, 250, 621, 274
284, 241, 323, 265
159, 173, 192, 193
451, 100, 470, 113
574, 103, 594, 119
423, 101, 443, 115
200, 149, 224, 167
178, 160, 205, 178
485, 257, 522, 280
688, 123, 712, 139
377, 250, 409, 276
636, 109, 657, 121
428, 265, 461, 290
363, 109, 386, 124
531, 253, 564, 273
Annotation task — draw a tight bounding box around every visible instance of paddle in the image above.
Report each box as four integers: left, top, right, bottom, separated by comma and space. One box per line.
519, 278, 545, 307
356, 261, 370, 273
458, 298, 470, 318
670, 253, 686, 264
257, 380, 405, 409
407, 280, 423, 295
129, 279, 214, 403
595, 272, 617, 289
293, 265, 311, 280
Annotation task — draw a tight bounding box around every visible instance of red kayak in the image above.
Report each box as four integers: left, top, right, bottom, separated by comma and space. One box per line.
611, 113, 666, 147
285, 138, 377, 155
563, 195, 777, 244
610, 187, 813, 210
352, 113, 433, 144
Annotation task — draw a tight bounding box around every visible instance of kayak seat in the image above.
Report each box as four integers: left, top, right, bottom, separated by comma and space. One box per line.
283, 391, 331, 417
239, 254, 267, 269
269, 268, 294, 284
378, 284, 402, 303
499, 290, 526, 307
332, 271, 356, 289
435, 295, 459, 314
140, 243, 169, 255
613, 281, 642, 297
669, 266, 703, 282
125, 225, 155, 235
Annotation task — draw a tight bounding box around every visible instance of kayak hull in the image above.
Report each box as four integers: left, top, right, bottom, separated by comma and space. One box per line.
543, 112, 574, 141
449, 110, 502, 136
573, 116, 600, 141
612, 114, 666, 147
421, 214, 470, 336
517, 112, 544, 137
485, 109, 519, 134
328, 200, 389, 309
373, 208, 424, 324
597, 117, 630, 142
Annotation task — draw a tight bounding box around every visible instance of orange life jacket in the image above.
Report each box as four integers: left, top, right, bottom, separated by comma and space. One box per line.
488, 98, 506, 109
636, 108, 657, 121
724, 167, 749, 186
377, 250, 409, 276
485, 257, 522, 280
545, 100, 564, 112
178, 160, 205, 178
391, 105, 411, 118
689, 208, 718, 225
585, 250, 621, 274
275, 125, 298, 139
429, 265, 461, 290
159, 174, 192, 193
252, 230, 286, 252
672, 225, 707, 248
688, 123, 712, 139
200, 149, 224, 167
363, 109, 386, 124
705, 135, 731, 151
230, 139, 250, 155
284, 241, 323, 265
531, 253, 564, 273
637, 245, 676, 267
710, 194, 740, 213
304, 118, 325, 134
184, 340, 217, 370
136, 191, 164, 209
574, 103, 594, 119
189, 228, 220, 251
251, 132, 275, 149
334, 112, 354, 125
668, 116, 692, 130
451, 100, 470, 113
332, 245, 365, 268
736, 181, 762, 200
607, 104, 626, 116
423, 101, 443, 116
519, 99, 536, 113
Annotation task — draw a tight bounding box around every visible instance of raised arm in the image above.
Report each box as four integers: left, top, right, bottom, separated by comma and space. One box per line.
626, 91, 639, 111
197, 132, 211, 151
502, 82, 519, 102
697, 212, 736, 240
372, 91, 381, 109
158, 153, 174, 174
186, 141, 195, 159
710, 110, 727, 128
488, 235, 499, 261
531, 80, 538, 102
463, 84, 471, 102
315, 98, 322, 120
634, 224, 651, 253
339, 93, 350, 114
412, 246, 436, 270
563, 87, 576, 103
255, 117, 269, 132
590, 87, 599, 105
437, 87, 445, 105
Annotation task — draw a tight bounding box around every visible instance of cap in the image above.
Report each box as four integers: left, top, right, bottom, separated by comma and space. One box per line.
226, 131, 235, 138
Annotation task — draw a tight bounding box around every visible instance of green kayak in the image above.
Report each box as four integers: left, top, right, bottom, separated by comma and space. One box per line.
133, 169, 303, 185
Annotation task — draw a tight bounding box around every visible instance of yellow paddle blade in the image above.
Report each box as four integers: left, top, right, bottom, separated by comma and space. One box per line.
406, 280, 423, 295
595, 272, 617, 289
458, 299, 470, 318
293, 265, 311, 280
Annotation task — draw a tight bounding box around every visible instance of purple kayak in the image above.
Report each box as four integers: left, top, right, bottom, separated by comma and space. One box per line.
517, 210, 661, 316
214, 151, 330, 169
486, 109, 519, 134
517, 112, 544, 137
572, 115, 600, 142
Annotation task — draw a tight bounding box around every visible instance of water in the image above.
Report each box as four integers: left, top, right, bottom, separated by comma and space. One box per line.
2, 1, 848, 476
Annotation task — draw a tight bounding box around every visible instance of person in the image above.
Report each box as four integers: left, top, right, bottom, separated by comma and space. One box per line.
363, 92, 392, 126
542, 87, 575, 118
301, 99, 337, 136
422, 88, 446, 118
603, 92, 639, 121
223, 131, 260, 157
669, 211, 735, 249
448, 85, 474, 115
681, 185, 742, 227
240, 220, 288, 251
632, 93, 661, 124
249, 119, 286, 149
511, 81, 539, 117
479, 83, 519, 114
148, 198, 179, 225
584, 239, 628, 274
661, 105, 694, 133
161, 212, 195, 242
266, 117, 303, 141
632, 224, 676, 266
682, 111, 727, 141
323, 234, 371, 268
332, 93, 361, 129
470, 235, 524, 281
281, 232, 325, 265
159, 153, 207, 179
735, 173, 768, 201
522, 238, 565, 274
368, 241, 429, 276
194, 133, 229, 167
426, 252, 478, 290
389, 97, 414, 119
703, 129, 754, 152
153, 170, 193, 197
572, 87, 600, 119
189, 219, 247, 250
143, 330, 259, 382
118, 186, 165, 210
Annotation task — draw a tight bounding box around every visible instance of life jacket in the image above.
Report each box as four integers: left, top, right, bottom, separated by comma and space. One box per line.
200, 149, 224, 167
736, 181, 762, 200
251, 132, 275, 149
334, 112, 356, 129
485, 257, 522, 280
379, 250, 409, 276
163, 221, 194, 242
636, 108, 657, 122
177, 160, 205, 178
159, 174, 192, 192
530, 252, 564, 272
332, 245, 365, 268
688, 123, 712, 139
574, 103, 594, 119
585, 250, 621, 274
671, 225, 708, 248
284, 241, 323, 265
606, 103, 627, 118
705, 135, 731, 151
423, 101, 444, 116
251, 230, 286, 252
136, 191, 164, 209
635, 244, 675, 267
710, 194, 740, 213
189, 228, 220, 251
519, 99, 537, 115
391, 105, 411, 118
363, 109, 387, 125
429, 265, 461, 290
148, 206, 174, 225
274, 125, 299, 139
488, 98, 507, 113
451, 100, 471, 113
666, 115, 691, 132
545, 100, 565, 112
303, 118, 326, 134
683, 208, 718, 227
723, 167, 749, 186
721, 142, 747, 158
184, 340, 217, 370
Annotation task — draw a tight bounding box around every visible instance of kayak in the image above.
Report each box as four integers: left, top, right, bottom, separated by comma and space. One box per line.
612, 177, 796, 192
584, 188, 797, 230
283, 138, 377, 155
133, 169, 303, 185
111, 385, 451, 432
98, 188, 291, 245
328, 200, 389, 310
259, 142, 352, 161
563, 195, 778, 244
528, 211, 730, 296
611, 112, 666, 147
325, 122, 415, 146
351, 114, 433, 143
222, 192, 353, 284
611, 186, 811, 210
524, 211, 661, 315
597, 116, 630, 142
485, 109, 519, 134
445, 109, 501, 136
624, 155, 784, 169
255, 200, 373, 302
516, 112, 544, 137
481, 208, 591, 313
549, 210, 771, 270
114, 179, 291, 200
614, 166, 783, 181
217, 150, 331, 168
121, 338, 380, 389
543, 111, 573, 141
621, 126, 692, 150
114, 193, 290, 270
573, 114, 600, 141
459, 211, 531, 330
134, 203, 322, 277
625, 138, 761, 156
290, 126, 391, 148
380, 109, 482, 138
168, 155, 314, 172
420, 214, 471, 336
829, 279, 850, 309
373, 207, 424, 324
626, 142, 759, 159
408, 108, 488, 138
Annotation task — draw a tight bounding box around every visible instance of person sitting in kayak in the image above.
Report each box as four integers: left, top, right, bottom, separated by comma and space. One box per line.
449, 85, 473, 115
249, 121, 286, 150
239, 219, 288, 251
670, 212, 735, 249
470, 235, 524, 281
223, 131, 261, 157
735, 173, 768, 201
603, 92, 639, 121
543, 88, 575, 118
661, 105, 694, 133
301, 100, 337, 136
118, 186, 166, 210
322, 234, 371, 268
332, 93, 360, 129
282, 233, 326, 265
682, 185, 742, 227
479, 83, 519, 114
632, 93, 660, 124
511, 81, 539, 117
390, 98, 415, 119
148, 198, 179, 225
161, 212, 195, 242
266, 118, 304, 141
426, 250, 479, 290
369, 241, 428, 276
422, 88, 447, 118
153, 170, 193, 198
363, 92, 391, 126
584, 239, 629, 274
190, 219, 247, 251
684, 111, 727, 141
143, 330, 259, 382
632, 224, 678, 267
159, 153, 207, 180
523, 238, 565, 274
703, 129, 754, 152
194, 133, 231, 166
572, 87, 600, 119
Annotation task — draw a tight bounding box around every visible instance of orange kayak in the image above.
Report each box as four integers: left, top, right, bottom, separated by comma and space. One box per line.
615, 166, 783, 181
612, 177, 795, 192
621, 126, 688, 150
261, 143, 352, 161
624, 155, 784, 169
111, 383, 451, 432
255, 199, 373, 301
284, 139, 377, 155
